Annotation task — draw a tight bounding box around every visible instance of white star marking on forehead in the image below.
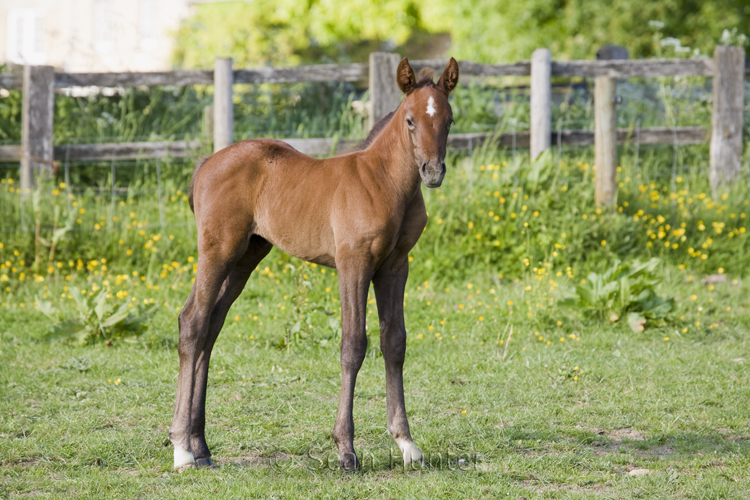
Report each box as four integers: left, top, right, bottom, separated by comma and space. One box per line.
426, 96, 436, 117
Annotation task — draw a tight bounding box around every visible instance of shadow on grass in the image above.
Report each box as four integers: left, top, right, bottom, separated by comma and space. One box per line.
213, 428, 749, 474
489, 424, 750, 460
572, 427, 750, 457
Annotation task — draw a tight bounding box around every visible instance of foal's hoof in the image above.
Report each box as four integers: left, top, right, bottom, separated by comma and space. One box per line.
173, 447, 195, 470
400, 442, 424, 467
338, 451, 359, 471
195, 457, 214, 468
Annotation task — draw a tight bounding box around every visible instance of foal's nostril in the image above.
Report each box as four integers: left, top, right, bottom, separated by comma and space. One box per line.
440, 163, 446, 175
419, 163, 427, 176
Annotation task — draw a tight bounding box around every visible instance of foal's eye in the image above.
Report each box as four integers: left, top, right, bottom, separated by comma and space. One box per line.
406, 118, 415, 129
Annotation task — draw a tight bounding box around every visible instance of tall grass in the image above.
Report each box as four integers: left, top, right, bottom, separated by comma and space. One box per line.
0, 142, 746, 284
0, 74, 746, 284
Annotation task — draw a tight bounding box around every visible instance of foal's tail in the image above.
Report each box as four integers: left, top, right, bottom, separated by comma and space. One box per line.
188, 155, 211, 213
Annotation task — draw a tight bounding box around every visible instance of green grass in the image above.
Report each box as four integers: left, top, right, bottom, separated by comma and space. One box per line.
1, 269, 750, 498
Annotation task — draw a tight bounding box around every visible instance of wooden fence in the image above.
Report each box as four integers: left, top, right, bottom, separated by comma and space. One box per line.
0, 47, 746, 206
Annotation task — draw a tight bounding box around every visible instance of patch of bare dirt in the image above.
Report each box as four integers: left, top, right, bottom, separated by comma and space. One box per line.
219, 451, 296, 467
1, 457, 41, 467
716, 427, 749, 442
608, 428, 644, 442
578, 427, 675, 456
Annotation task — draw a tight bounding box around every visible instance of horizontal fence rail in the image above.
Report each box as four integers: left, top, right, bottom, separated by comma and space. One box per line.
54, 140, 204, 161
0, 140, 203, 162
451, 126, 709, 150
3, 58, 749, 90
550, 59, 716, 77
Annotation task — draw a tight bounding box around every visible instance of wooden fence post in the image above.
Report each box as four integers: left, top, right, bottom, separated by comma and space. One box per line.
530, 48, 551, 161
213, 58, 233, 153
21, 65, 54, 192
368, 52, 401, 130
594, 46, 628, 208
710, 45, 745, 190
594, 77, 617, 207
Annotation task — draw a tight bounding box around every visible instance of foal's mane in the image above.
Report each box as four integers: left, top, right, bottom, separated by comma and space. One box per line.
350, 67, 437, 152
350, 108, 397, 152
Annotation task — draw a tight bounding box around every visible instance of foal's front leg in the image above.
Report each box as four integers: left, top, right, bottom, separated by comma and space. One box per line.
373, 255, 423, 466
332, 254, 372, 470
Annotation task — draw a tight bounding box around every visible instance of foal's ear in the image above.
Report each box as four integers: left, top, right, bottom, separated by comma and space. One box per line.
396, 57, 417, 95
438, 57, 459, 94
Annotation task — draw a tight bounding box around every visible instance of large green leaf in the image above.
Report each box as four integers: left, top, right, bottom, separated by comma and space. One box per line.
45, 319, 86, 340
94, 290, 109, 321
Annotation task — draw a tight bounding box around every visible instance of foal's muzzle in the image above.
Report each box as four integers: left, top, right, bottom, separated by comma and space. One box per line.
419, 161, 446, 188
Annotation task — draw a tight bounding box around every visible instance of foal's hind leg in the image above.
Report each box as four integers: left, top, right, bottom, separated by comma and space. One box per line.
170, 253, 231, 470
170, 231, 262, 470
373, 255, 423, 466
189, 236, 272, 466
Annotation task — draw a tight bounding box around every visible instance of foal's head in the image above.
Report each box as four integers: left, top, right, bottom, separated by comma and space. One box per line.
396, 57, 459, 188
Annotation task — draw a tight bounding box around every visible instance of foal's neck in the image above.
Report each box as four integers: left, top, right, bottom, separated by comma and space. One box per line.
367, 106, 422, 200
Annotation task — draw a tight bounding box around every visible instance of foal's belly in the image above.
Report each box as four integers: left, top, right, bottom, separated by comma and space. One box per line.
254, 216, 338, 268
278, 239, 338, 269
254, 213, 401, 271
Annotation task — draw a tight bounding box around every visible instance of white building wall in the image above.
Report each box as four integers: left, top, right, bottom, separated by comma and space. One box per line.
0, 0, 195, 72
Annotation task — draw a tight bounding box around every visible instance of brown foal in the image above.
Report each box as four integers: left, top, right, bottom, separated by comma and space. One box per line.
170, 57, 459, 470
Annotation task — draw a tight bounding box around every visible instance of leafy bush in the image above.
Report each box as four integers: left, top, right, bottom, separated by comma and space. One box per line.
37, 287, 156, 345
560, 258, 674, 332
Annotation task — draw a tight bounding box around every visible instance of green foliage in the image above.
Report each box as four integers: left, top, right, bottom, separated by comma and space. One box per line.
437, 0, 750, 62
0, 89, 22, 142
170, 0, 750, 68
3, 143, 749, 305
560, 258, 674, 331
52, 82, 366, 152
37, 287, 156, 345
172, 0, 428, 68
413, 141, 750, 288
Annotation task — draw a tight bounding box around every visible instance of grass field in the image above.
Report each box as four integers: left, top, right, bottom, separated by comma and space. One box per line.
2, 147, 750, 498
2, 272, 749, 498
